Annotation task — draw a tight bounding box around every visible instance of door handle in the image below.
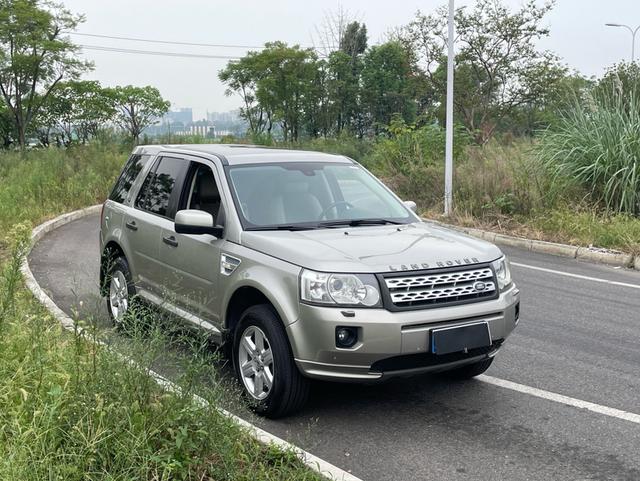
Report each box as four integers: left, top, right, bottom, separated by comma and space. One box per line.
125, 220, 138, 231
162, 235, 179, 247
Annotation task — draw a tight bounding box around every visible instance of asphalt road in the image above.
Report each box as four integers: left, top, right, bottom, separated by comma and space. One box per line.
29, 213, 640, 481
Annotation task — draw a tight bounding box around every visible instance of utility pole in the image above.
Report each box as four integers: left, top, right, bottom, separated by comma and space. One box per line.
605, 23, 640, 62
444, 0, 455, 216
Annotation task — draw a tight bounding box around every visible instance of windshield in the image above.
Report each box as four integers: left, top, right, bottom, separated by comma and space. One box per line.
227, 162, 415, 230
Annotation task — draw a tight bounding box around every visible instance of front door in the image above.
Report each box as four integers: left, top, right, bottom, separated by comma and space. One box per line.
157, 159, 225, 328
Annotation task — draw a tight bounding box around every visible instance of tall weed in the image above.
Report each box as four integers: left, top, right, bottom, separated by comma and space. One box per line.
538, 84, 640, 215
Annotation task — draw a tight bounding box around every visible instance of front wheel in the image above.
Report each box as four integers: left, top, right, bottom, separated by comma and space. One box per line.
233, 305, 309, 418
106, 256, 136, 327
444, 357, 494, 380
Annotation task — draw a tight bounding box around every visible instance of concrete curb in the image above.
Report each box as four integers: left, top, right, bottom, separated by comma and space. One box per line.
426, 219, 639, 270
20, 205, 360, 481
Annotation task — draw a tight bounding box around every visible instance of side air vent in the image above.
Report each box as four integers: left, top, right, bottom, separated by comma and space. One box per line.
220, 253, 241, 276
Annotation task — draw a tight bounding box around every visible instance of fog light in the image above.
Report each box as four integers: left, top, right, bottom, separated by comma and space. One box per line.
335, 327, 358, 348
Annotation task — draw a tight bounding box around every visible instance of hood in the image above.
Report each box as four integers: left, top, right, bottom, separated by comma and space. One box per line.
240, 221, 503, 273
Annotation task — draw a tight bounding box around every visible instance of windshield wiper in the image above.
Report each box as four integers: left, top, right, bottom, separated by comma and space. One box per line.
246, 224, 318, 231
318, 218, 403, 228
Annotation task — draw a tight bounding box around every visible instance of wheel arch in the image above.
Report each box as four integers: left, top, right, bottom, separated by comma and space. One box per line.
224, 283, 295, 337
100, 240, 126, 296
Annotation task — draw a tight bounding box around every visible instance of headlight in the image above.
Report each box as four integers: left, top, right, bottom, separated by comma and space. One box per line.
300, 269, 381, 307
492, 256, 512, 291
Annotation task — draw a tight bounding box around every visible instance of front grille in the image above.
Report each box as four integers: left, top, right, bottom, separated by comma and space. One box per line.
382, 265, 497, 310
370, 340, 503, 373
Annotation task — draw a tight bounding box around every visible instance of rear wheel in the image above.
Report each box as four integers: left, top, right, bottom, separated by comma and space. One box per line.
233, 304, 309, 418
444, 357, 494, 380
106, 256, 135, 327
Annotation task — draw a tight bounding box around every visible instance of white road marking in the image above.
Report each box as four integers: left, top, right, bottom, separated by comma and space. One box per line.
511, 262, 640, 290
479, 375, 640, 425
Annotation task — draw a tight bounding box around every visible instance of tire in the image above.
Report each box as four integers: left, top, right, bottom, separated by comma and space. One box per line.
233, 304, 309, 418
444, 357, 494, 380
105, 256, 136, 327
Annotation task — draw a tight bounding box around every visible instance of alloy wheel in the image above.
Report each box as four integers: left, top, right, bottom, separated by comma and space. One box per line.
109, 270, 129, 322
238, 325, 275, 400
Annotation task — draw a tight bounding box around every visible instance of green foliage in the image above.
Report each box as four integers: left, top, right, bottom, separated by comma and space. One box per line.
0, 292, 322, 480
326, 50, 363, 134
36, 80, 115, 147
454, 139, 552, 217
339, 21, 368, 58
401, 0, 566, 143
0, 0, 91, 147
220, 43, 319, 141
107, 85, 170, 144
361, 42, 417, 133
368, 117, 467, 175
0, 145, 124, 231
538, 80, 640, 215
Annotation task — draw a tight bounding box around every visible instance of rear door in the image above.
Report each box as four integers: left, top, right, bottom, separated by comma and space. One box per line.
157, 158, 225, 328
102, 152, 153, 249
124, 155, 189, 296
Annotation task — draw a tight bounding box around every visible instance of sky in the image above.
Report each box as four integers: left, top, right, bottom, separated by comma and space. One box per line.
60, 0, 640, 120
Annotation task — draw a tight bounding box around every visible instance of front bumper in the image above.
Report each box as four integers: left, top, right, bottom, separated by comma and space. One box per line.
286, 284, 520, 382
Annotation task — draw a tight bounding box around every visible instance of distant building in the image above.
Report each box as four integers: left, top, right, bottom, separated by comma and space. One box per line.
144, 108, 246, 138
164, 108, 193, 125
206, 110, 240, 123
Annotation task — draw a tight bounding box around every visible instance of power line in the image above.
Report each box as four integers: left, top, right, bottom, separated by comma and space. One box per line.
70, 32, 263, 50
79, 44, 241, 60
68, 31, 330, 52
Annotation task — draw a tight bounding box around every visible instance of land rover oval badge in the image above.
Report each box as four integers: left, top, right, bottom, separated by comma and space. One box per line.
473, 281, 487, 292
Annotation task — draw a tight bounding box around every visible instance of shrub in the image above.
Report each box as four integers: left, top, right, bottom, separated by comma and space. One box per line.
454, 139, 556, 218
366, 117, 469, 176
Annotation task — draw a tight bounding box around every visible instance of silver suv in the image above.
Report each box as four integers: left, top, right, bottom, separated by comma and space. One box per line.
100, 145, 520, 417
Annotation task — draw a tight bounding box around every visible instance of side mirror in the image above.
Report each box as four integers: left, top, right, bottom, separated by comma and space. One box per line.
403, 200, 417, 213
175, 209, 224, 238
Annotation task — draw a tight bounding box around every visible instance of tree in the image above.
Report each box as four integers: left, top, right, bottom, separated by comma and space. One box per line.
219, 54, 272, 137
326, 21, 368, 135
254, 43, 318, 141
0, 0, 91, 148
68, 80, 115, 143
361, 41, 417, 134
107, 85, 169, 143
595, 62, 640, 111
35, 80, 114, 146
220, 43, 319, 142
340, 21, 368, 60
0, 102, 14, 148
312, 6, 360, 57
401, 0, 566, 143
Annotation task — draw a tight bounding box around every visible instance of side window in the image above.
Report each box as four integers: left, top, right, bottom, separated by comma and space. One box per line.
135, 156, 187, 219
109, 154, 151, 204
135, 160, 158, 211
185, 164, 222, 223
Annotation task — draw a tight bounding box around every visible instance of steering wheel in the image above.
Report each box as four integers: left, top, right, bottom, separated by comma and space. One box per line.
318, 201, 355, 220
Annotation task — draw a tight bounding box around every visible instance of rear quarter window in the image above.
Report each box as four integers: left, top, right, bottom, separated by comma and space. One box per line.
109, 154, 152, 204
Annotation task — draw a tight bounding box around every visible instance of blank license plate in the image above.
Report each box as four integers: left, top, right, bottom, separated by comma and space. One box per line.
430, 322, 491, 355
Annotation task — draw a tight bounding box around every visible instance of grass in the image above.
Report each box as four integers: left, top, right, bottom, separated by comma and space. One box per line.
0, 145, 322, 481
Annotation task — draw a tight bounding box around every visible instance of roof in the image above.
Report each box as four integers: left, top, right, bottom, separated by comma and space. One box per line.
134, 144, 353, 166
